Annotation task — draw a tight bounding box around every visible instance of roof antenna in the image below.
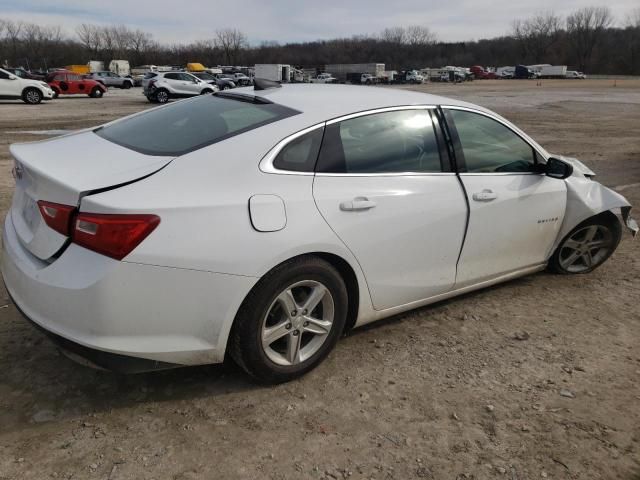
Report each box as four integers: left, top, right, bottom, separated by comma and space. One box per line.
254, 78, 282, 91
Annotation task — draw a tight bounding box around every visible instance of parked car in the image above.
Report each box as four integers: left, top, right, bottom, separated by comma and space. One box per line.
346, 73, 377, 84
4, 67, 45, 81
469, 65, 498, 80
0, 67, 54, 104
190, 71, 235, 90
143, 71, 218, 103
85, 71, 134, 89
310, 73, 337, 84
46, 70, 107, 98
222, 73, 252, 86
566, 71, 587, 79
2, 83, 636, 384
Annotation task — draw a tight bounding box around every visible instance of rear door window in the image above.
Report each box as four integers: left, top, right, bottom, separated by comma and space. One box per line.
316, 109, 443, 173
95, 94, 300, 156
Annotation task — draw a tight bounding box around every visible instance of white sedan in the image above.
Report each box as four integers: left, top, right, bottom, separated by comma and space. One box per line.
2, 82, 636, 383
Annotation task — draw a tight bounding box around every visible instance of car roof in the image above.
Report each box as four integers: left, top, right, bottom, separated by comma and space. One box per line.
230, 84, 484, 125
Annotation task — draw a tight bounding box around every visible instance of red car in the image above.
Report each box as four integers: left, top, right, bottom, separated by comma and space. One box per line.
46, 70, 107, 98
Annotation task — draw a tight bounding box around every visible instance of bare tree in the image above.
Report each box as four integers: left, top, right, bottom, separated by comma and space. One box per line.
215, 28, 247, 65
22, 23, 62, 69
405, 26, 437, 46
627, 8, 640, 28
4, 20, 23, 65
129, 28, 153, 65
511, 12, 562, 62
380, 26, 407, 44
76, 23, 102, 57
566, 6, 613, 71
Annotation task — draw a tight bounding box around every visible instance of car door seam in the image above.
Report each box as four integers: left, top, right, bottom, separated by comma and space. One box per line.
438, 106, 471, 273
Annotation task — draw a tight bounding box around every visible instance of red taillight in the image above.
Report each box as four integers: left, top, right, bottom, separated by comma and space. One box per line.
72, 213, 160, 260
37, 201, 75, 236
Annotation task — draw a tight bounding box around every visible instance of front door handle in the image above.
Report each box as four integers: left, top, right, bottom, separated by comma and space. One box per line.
340, 197, 377, 211
472, 189, 498, 202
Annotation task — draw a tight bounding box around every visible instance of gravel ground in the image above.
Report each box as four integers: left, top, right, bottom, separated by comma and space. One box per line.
0, 80, 639, 480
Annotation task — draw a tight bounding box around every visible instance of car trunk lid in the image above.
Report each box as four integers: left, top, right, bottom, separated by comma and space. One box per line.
10, 131, 173, 261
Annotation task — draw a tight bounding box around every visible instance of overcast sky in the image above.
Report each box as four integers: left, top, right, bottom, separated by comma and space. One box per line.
1, 0, 638, 44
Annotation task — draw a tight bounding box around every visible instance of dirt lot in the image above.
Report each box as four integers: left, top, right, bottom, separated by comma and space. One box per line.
0, 79, 639, 480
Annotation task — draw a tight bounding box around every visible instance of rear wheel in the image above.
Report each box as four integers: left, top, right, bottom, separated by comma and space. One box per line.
22, 88, 42, 105
229, 256, 348, 384
200, 88, 213, 95
155, 89, 170, 103
549, 213, 621, 274
122, 81, 132, 89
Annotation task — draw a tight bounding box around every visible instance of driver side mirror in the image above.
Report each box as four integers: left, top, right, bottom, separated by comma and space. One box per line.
545, 157, 573, 179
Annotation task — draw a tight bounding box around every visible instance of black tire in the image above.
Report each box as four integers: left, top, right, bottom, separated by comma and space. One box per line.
89, 87, 104, 98
222, 84, 231, 90
122, 81, 132, 89
52, 88, 59, 99
200, 88, 213, 95
548, 212, 621, 274
146, 95, 159, 103
155, 89, 170, 103
229, 256, 348, 384
22, 87, 42, 105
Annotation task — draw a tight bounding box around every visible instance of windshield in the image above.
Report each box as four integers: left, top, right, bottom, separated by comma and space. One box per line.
95, 94, 300, 156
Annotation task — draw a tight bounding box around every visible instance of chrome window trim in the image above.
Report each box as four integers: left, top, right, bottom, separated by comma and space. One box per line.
259, 123, 325, 176
259, 105, 439, 176
315, 172, 457, 178
458, 172, 542, 176
441, 105, 550, 165
325, 105, 437, 125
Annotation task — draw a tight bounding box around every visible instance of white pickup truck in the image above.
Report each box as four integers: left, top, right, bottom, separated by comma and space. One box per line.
566, 71, 586, 79
310, 73, 337, 84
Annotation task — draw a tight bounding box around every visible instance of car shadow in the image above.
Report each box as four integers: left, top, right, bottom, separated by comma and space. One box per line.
344, 270, 549, 337
0, 270, 549, 433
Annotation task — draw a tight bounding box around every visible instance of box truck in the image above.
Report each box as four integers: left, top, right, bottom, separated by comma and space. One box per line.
254, 64, 291, 83
109, 60, 130, 77
325, 63, 385, 82
538, 65, 567, 78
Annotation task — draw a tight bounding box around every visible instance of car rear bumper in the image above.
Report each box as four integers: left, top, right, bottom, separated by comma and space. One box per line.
2, 211, 257, 369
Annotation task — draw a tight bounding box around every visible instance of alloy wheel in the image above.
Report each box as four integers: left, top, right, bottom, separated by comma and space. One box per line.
261, 280, 334, 366
558, 224, 614, 273
25, 90, 41, 104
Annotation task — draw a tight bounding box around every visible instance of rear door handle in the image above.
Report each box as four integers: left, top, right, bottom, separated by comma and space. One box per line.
472, 189, 498, 202
340, 197, 377, 211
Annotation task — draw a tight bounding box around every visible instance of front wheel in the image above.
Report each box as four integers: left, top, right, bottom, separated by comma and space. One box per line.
22, 88, 43, 105
200, 88, 213, 95
122, 81, 132, 89
549, 213, 621, 274
229, 256, 348, 384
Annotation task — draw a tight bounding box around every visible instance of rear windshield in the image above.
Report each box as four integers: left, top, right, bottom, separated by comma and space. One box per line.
95, 94, 300, 156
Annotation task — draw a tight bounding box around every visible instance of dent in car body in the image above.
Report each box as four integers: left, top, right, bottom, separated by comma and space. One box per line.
554, 155, 637, 244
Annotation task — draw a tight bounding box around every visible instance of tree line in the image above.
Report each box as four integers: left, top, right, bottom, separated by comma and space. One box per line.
1, 6, 639, 74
